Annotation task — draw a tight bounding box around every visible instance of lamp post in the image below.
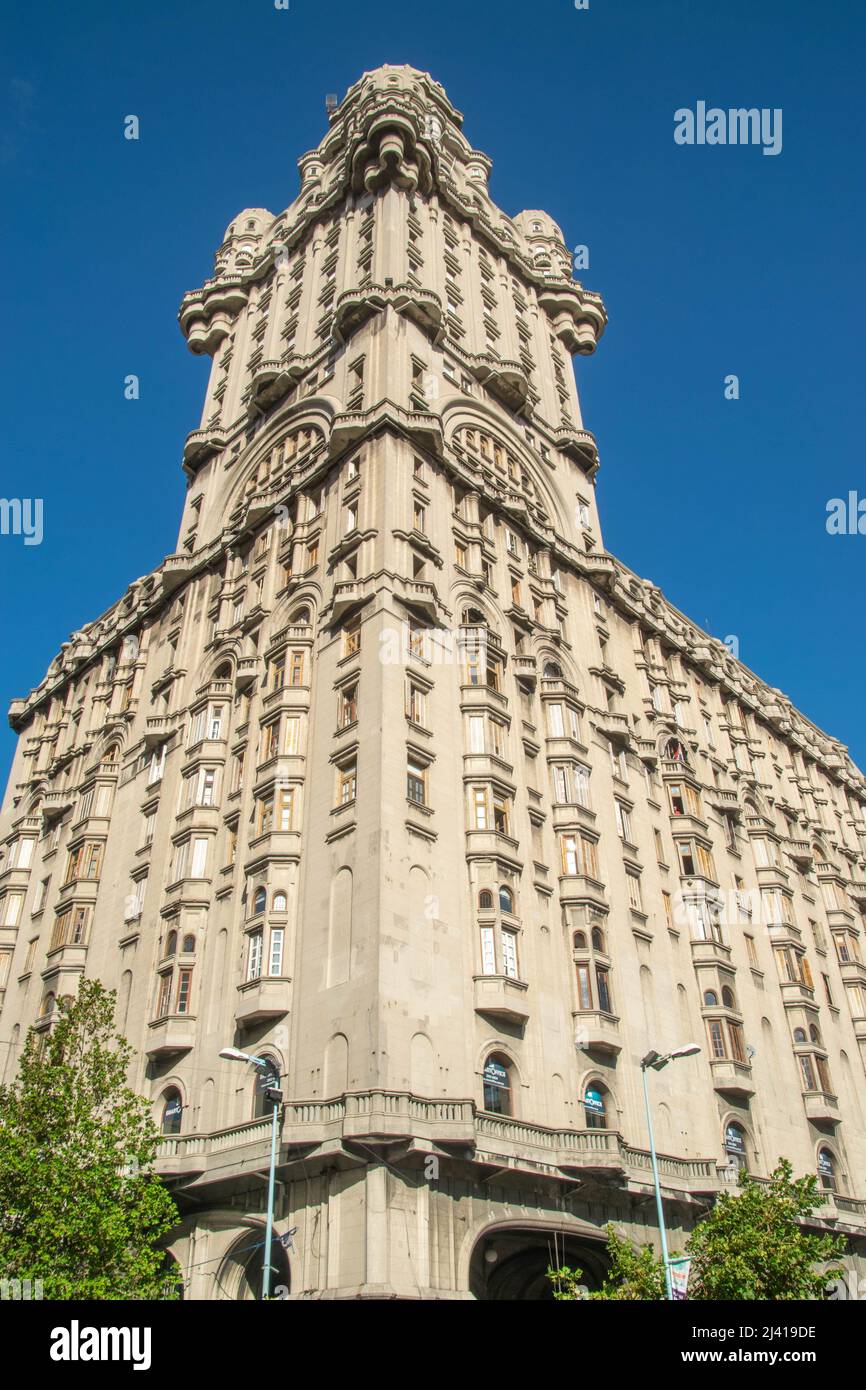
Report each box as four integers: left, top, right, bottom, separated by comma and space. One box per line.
220, 1046, 283, 1299
640, 1044, 701, 1300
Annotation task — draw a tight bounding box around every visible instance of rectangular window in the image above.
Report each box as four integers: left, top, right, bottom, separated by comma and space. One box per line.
501, 929, 519, 980
553, 765, 569, 803
338, 761, 357, 806
175, 968, 193, 1015
799, 1054, 817, 1091
2, 893, 23, 927
615, 801, 631, 841
344, 619, 361, 656
626, 871, 643, 911
190, 838, 208, 878
407, 760, 427, 806
248, 931, 263, 981
576, 964, 593, 1010
276, 788, 295, 831
547, 703, 565, 737
707, 1019, 726, 1059
472, 785, 489, 830
480, 926, 496, 975
156, 972, 172, 1018
596, 966, 612, 1014
268, 928, 284, 977
288, 650, 305, 687
406, 682, 427, 726
338, 684, 358, 729
744, 934, 759, 969
492, 793, 510, 836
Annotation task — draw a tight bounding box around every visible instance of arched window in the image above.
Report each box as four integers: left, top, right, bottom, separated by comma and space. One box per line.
817, 1147, 836, 1192
725, 1122, 748, 1172
482, 1054, 512, 1116
40, 992, 56, 1018
161, 1089, 183, 1136
478, 889, 493, 911
721, 985, 736, 1010
165, 931, 177, 958
809, 1024, 822, 1045
544, 661, 562, 678
272, 891, 288, 913
572, 930, 587, 951
793, 1027, 807, 1043
253, 887, 267, 915
252, 1057, 282, 1120
290, 606, 311, 625
214, 662, 232, 681
101, 744, 120, 766
663, 738, 688, 764
461, 606, 487, 628
181, 934, 196, 955
498, 885, 514, 914
591, 927, 606, 953
703, 989, 719, 1007
583, 1083, 607, 1130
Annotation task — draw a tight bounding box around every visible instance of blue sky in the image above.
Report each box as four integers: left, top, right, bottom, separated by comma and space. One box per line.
1, 0, 864, 784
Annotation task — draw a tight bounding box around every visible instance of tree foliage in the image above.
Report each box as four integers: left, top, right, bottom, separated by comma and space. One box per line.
0, 978, 180, 1300
687, 1160, 845, 1301
549, 1161, 846, 1302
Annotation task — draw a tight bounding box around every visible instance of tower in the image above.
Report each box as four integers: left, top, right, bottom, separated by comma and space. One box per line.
2, 65, 865, 1299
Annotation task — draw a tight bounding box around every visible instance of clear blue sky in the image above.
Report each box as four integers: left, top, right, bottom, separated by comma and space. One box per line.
1, 0, 864, 784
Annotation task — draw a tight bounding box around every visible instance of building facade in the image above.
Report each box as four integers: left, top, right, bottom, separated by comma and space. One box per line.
2, 64, 866, 1299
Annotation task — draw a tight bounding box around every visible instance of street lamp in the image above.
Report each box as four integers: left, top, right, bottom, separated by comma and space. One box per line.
219, 1046, 283, 1299
640, 1044, 701, 1300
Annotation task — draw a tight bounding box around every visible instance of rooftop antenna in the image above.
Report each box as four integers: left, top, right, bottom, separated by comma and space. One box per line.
325, 93, 339, 117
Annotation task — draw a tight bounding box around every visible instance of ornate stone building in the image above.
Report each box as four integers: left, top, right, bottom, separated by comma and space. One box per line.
2, 64, 865, 1299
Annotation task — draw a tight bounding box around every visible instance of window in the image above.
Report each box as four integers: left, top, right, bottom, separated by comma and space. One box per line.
269, 928, 285, 977
596, 966, 613, 1013
817, 1148, 836, 1192
247, 930, 264, 981
407, 760, 427, 806
253, 1058, 282, 1119
626, 870, 643, 912
175, 968, 193, 1014
583, 1084, 607, 1130
288, 650, 305, 687
343, 618, 361, 656
337, 760, 357, 806
190, 838, 208, 878
156, 972, 172, 1018
744, 934, 759, 969
725, 1123, 748, 1172
560, 833, 599, 879
339, 684, 358, 729
2, 893, 23, 927
253, 886, 267, 915
499, 885, 514, 914
406, 682, 427, 725
482, 1055, 512, 1116
615, 800, 632, 842
161, 1090, 183, 1136
501, 929, 519, 980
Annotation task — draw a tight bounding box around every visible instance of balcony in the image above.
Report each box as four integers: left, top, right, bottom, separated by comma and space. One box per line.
465, 828, 521, 864
41, 788, 76, 818
234, 656, 261, 690
234, 977, 291, 1026
689, 937, 732, 966
512, 654, 537, 682
551, 423, 600, 473
393, 577, 441, 621
182, 425, 229, 471
161, 552, 195, 593
473, 974, 530, 1024
573, 1009, 622, 1055
145, 1014, 195, 1058
779, 979, 815, 1005
710, 1059, 755, 1098
590, 708, 631, 743
802, 1090, 841, 1124
559, 874, 608, 909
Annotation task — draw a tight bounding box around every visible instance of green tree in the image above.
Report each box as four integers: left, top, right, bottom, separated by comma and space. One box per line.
549, 1224, 667, 1300
0, 978, 180, 1299
687, 1159, 845, 1301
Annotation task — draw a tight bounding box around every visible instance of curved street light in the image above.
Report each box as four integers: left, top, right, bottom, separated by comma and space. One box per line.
640, 1044, 701, 1299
